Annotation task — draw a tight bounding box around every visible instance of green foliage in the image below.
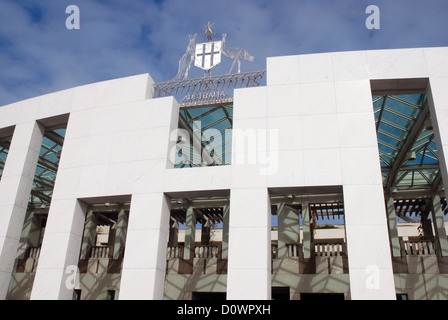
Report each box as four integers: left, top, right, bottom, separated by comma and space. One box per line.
316, 224, 336, 229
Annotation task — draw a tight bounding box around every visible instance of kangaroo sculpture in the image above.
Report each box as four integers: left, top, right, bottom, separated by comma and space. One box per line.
173, 33, 197, 80
221, 33, 254, 74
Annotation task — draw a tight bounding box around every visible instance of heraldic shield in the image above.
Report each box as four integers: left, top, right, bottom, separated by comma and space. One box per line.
194, 41, 222, 70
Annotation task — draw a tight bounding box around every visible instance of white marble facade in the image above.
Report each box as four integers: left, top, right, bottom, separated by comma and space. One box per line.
0, 47, 448, 300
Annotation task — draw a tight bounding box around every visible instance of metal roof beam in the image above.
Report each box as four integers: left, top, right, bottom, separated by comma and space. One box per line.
375, 96, 388, 132
385, 99, 430, 191
382, 163, 439, 172
30, 190, 52, 203
44, 130, 65, 147
37, 157, 59, 173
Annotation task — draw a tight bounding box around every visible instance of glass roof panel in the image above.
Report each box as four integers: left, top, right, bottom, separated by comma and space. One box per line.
372, 93, 440, 190
175, 104, 232, 168
29, 128, 66, 206
0, 142, 9, 180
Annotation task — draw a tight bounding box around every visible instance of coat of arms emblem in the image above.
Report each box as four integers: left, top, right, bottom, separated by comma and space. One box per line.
194, 41, 222, 70
153, 22, 264, 108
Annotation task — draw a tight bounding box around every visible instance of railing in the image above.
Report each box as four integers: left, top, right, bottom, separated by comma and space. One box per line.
89, 246, 112, 259
400, 240, 436, 256
166, 245, 222, 259
271, 243, 303, 259
167, 245, 184, 259
314, 241, 346, 257
15, 246, 41, 273
26, 246, 41, 259
286, 244, 302, 258
273, 242, 347, 258
194, 245, 220, 259
272, 241, 346, 259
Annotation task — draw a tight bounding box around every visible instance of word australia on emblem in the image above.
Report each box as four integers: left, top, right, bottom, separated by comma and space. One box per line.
195, 41, 222, 70
181, 90, 229, 105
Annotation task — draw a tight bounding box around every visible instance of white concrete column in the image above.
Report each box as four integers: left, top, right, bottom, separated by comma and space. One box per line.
31, 198, 88, 300
119, 193, 170, 300
0, 121, 44, 300
336, 76, 396, 299
343, 184, 396, 300
227, 188, 271, 300
428, 77, 448, 201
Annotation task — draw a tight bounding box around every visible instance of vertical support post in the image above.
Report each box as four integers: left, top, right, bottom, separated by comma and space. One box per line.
427, 78, 448, 205
119, 193, 170, 300
80, 209, 96, 260
201, 218, 211, 245
277, 203, 300, 258
0, 121, 44, 300
183, 205, 196, 260
421, 200, 434, 241
18, 209, 41, 258
343, 184, 396, 300
302, 200, 312, 259
227, 188, 271, 300
385, 194, 401, 257
31, 199, 88, 300
430, 194, 448, 256
168, 218, 179, 246
27, 213, 44, 249
113, 207, 128, 259
221, 205, 230, 260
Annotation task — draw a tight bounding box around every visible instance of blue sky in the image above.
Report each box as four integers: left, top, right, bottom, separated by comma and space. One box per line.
1, 0, 448, 106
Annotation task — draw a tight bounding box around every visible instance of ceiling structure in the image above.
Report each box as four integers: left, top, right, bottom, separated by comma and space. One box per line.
373, 93, 441, 192
176, 104, 233, 168
29, 128, 65, 207
169, 195, 230, 226
372, 93, 447, 221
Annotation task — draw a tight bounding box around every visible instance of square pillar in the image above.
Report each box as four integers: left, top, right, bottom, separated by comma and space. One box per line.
168, 219, 179, 246
301, 200, 312, 259
221, 205, 230, 259
183, 205, 196, 260
227, 188, 271, 300
343, 184, 396, 300
79, 209, 96, 260
201, 218, 211, 245
31, 198, 88, 300
119, 193, 170, 300
17, 209, 43, 257
113, 207, 129, 259
0, 121, 44, 300
427, 78, 448, 201
277, 203, 300, 258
